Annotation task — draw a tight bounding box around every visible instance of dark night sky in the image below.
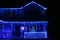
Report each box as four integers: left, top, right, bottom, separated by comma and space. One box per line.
0, 0, 48, 8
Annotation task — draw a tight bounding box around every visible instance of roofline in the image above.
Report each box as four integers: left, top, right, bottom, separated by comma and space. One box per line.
0, 20, 48, 23
0, 1, 47, 10
24, 1, 47, 10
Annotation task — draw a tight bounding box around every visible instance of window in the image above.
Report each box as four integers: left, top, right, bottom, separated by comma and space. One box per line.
26, 25, 29, 32
30, 25, 36, 32
11, 11, 16, 17
37, 24, 43, 32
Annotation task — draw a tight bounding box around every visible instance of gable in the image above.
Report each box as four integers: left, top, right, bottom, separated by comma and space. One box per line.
24, 1, 47, 10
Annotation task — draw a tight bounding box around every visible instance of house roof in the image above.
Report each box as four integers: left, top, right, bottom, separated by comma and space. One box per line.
0, 1, 48, 16
24, 1, 47, 10
0, 1, 48, 22
0, 1, 47, 10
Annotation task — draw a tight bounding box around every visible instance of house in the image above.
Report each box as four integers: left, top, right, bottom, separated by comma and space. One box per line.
0, 1, 48, 39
